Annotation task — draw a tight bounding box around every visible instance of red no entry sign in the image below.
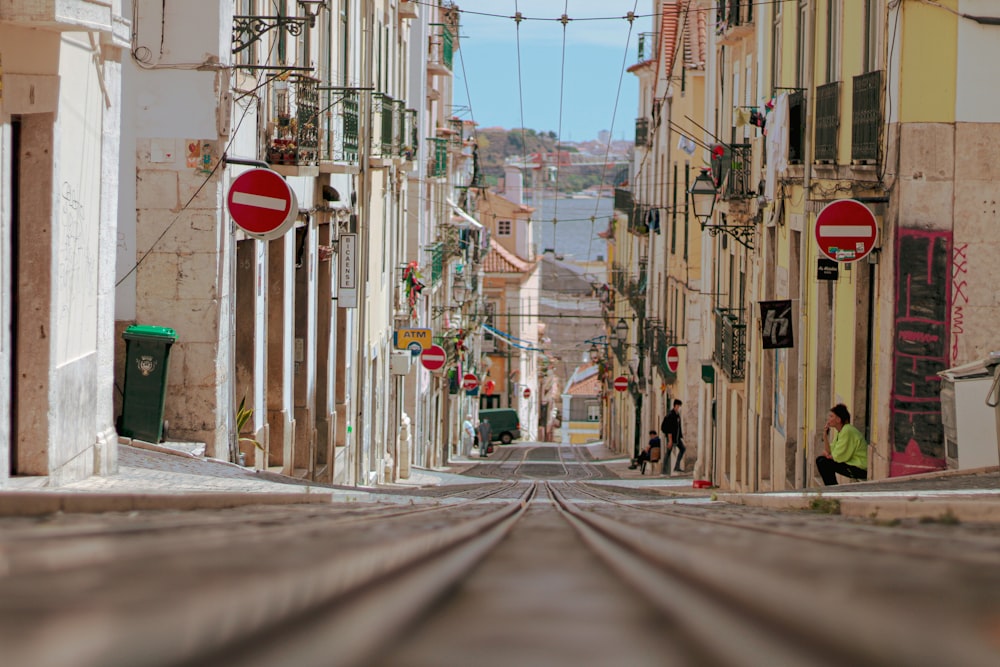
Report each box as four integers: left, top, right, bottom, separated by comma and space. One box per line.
814, 199, 878, 263
420, 344, 447, 372
665, 345, 680, 374
522, 387, 531, 399
462, 373, 479, 391
613, 376, 629, 392
227, 168, 298, 240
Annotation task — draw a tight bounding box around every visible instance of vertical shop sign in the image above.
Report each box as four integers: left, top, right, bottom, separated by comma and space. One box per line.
338, 233, 358, 308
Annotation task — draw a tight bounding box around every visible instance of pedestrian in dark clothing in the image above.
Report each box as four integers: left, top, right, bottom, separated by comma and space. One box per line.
660, 399, 686, 473
637, 431, 661, 474
476, 419, 493, 458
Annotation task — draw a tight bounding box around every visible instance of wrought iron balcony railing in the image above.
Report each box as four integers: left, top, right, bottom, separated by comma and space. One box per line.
267, 75, 320, 166
637, 32, 659, 62
852, 70, 883, 163
428, 138, 448, 177
319, 87, 359, 164
430, 242, 444, 285
402, 108, 418, 160
713, 308, 746, 382
722, 143, 753, 200
448, 117, 464, 149
371, 93, 402, 158
718, 0, 753, 27
614, 187, 633, 212
428, 23, 454, 73
716, 0, 754, 42
635, 117, 650, 148
814, 81, 840, 163
650, 324, 676, 381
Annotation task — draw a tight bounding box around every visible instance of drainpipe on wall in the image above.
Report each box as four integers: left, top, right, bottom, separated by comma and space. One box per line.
353, 0, 374, 486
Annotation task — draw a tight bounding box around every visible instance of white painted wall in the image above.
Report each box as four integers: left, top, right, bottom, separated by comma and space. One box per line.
956, 0, 1000, 123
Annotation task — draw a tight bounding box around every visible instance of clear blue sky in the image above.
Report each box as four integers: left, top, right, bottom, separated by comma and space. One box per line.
452, 1, 652, 142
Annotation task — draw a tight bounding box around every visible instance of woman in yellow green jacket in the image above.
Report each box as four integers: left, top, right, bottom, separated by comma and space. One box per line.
816, 403, 868, 485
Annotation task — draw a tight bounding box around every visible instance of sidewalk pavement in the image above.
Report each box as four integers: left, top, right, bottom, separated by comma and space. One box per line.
570, 442, 1000, 523
2, 440, 999, 523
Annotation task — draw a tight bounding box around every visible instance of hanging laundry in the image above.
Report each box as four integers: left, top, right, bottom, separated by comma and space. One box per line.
734, 108, 751, 128
677, 135, 697, 155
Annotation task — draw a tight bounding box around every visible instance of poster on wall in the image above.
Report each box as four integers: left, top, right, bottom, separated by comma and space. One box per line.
759, 300, 794, 349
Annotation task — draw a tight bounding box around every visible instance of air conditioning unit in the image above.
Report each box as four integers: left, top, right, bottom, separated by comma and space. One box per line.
390, 350, 414, 376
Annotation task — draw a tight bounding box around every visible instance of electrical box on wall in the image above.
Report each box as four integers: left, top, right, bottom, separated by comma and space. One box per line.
390, 350, 413, 376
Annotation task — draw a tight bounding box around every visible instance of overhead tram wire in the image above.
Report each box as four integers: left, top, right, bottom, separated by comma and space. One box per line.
514, 0, 531, 222
551, 1, 570, 254
116, 33, 284, 288
586, 1, 641, 267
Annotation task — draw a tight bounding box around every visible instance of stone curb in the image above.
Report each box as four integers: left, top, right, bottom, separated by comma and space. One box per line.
719, 493, 1000, 523
0, 492, 334, 516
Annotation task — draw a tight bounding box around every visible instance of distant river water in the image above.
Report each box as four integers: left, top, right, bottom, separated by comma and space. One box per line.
532, 195, 612, 264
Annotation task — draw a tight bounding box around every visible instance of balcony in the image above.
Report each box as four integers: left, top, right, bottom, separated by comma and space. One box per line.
428, 138, 448, 178
371, 93, 402, 160
649, 324, 676, 381
852, 70, 883, 164
402, 108, 418, 161
722, 143, 753, 200
448, 117, 464, 149
713, 308, 746, 382
814, 81, 840, 163
637, 32, 659, 63
400, 0, 418, 20
430, 243, 444, 285
318, 88, 359, 167
266, 75, 319, 169
717, 0, 754, 45
610, 262, 646, 315
635, 118, 651, 148
427, 24, 454, 74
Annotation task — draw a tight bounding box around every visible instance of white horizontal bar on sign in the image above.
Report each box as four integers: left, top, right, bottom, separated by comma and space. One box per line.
232, 192, 288, 211
818, 225, 874, 237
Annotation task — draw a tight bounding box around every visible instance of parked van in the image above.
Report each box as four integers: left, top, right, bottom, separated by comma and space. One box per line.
479, 408, 521, 444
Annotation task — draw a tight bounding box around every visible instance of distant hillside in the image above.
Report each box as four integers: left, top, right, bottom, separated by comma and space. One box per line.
472, 127, 630, 193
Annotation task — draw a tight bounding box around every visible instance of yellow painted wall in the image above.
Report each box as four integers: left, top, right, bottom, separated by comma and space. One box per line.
899, 0, 957, 123
568, 421, 600, 444
832, 261, 859, 407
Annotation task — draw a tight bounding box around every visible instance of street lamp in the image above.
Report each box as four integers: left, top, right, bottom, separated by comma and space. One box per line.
298, 1, 328, 27
689, 166, 755, 249
613, 318, 630, 346
689, 168, 718, 224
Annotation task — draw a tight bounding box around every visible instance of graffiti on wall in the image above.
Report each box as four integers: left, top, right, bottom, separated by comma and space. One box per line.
951, 242, 969, 364
890, 230, 951, 476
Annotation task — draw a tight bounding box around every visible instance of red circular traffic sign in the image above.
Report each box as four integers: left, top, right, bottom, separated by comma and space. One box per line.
227, 168, 298, 240
665, 345, 680, 374
613, 376, 629, 392
420, 344, 447, 371
522, 387, 531, 399
462, 373, 479, 391
814, 199, 878, 263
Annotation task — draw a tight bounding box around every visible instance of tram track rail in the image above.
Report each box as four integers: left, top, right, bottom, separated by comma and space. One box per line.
546, 482, 1000, 667
1, 484, 538, 667
564, 480, 1000, 567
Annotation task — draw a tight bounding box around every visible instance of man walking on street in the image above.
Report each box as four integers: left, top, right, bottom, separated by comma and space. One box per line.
477, 418, 493, 458
660, 399, 686, 474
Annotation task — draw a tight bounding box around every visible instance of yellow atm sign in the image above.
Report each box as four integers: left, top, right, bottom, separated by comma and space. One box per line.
394, 328, 432, 351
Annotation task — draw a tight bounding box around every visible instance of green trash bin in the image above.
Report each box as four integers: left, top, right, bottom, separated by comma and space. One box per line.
119, 325, 178, 443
